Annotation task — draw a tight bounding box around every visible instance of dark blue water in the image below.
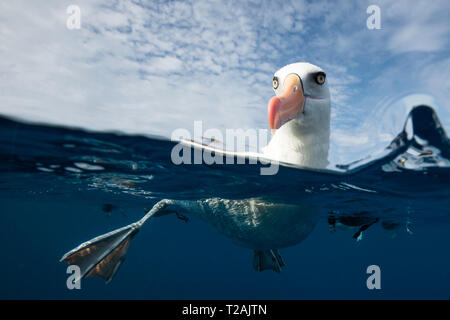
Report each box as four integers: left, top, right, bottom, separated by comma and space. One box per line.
1, 105, 450, 299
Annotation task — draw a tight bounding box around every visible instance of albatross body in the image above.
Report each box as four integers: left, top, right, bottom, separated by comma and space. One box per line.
61, 62, 332, 282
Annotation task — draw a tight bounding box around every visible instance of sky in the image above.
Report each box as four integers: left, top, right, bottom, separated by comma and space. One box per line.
0, 0, 449, 165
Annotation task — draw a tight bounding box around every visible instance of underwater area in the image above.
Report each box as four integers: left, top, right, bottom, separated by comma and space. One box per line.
1, 100, 450, 299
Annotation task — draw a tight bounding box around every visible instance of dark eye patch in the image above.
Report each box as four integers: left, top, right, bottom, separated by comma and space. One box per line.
313, 72, 326, 85
273, 76, 279, 89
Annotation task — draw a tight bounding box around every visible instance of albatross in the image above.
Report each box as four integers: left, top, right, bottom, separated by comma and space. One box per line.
263, 62, 331, 168
60, 62, 332, 283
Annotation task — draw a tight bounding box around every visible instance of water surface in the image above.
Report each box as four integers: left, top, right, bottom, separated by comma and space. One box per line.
1, 104, 449, 299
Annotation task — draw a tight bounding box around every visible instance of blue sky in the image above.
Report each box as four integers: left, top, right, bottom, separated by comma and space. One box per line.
1, 0, 449, 165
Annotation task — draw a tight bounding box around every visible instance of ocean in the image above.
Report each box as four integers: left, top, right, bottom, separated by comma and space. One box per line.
1, 105, 449, 299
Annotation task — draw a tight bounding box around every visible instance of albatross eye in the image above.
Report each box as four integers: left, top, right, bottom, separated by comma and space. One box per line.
273, 76, 279, 89
315, 72, 326, 85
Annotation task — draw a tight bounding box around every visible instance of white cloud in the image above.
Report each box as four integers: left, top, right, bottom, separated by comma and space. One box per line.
331, 132, 369, 147
388, 25, 448, 53
145, 56, 184, 73
381, 0, 450, 53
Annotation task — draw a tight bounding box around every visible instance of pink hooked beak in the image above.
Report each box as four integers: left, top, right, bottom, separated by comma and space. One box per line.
268, 74, 304, 134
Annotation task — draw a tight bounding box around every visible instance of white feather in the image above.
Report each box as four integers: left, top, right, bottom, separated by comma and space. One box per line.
262, 62, 331, 168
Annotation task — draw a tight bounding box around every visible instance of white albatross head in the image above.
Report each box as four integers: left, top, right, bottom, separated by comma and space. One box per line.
263, 62, 331, 169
